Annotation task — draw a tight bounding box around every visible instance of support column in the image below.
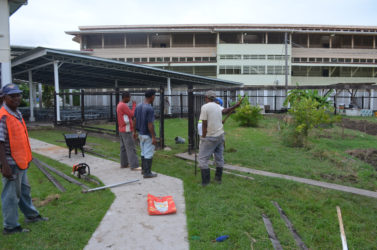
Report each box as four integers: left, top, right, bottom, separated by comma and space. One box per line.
167, 78, 172, 115
370, 89, 374, 110
264, 90, 268, 106
69, 89, 73, 106
38, 83, 43, 108
53, 61, 61, 122
0, 0, 12, 87
32, 83, 37, 107
28, 71, 35, 122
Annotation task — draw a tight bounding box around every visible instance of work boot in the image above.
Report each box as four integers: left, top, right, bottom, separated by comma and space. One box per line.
25, 215, 49, 224
141, 156, 145, 175
3, 226, 30, 235
201, 169, 210, 186
143, 158, 157, 178
214, 167, 223, 184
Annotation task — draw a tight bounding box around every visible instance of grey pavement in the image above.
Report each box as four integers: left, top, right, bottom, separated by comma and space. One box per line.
176, 152, 377, 199
30, 138, 189, 250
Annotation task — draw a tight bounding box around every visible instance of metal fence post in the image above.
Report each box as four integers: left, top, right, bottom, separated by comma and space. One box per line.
180, 93, 183, 118
159, 85, 165, 149
81, 90, 85, 122
115, 88, 120, 136
54, 91, 57, 126
110, 92, 113, 121
188, 85, 194, 154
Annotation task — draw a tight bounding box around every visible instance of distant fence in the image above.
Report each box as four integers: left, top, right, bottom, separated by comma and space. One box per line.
20, 88, 377, 123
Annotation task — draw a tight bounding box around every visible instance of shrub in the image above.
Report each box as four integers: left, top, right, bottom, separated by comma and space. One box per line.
232, 104, 263, 127
282, 87, 340, 147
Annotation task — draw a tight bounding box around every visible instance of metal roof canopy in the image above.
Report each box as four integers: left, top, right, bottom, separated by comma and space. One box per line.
11, 47, 241, 89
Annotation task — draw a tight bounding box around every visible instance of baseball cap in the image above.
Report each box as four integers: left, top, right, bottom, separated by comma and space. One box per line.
205, 90, 216, 99
2, 83, 23, 95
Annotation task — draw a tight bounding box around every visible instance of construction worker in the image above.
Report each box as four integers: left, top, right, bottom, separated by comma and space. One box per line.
0, 83, 48, 235
198, 91, 242, 186
117, 91, 140, 170
133, 89, 157, 178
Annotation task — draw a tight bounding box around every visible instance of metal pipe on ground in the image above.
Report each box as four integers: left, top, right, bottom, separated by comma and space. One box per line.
82, 179, 139, 193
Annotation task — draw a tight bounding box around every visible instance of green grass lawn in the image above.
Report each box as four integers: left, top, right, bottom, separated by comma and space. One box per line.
0, 153, 114, 250
4, 116, 376, 249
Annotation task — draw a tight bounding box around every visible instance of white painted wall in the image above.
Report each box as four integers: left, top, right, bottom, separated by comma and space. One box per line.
217, 44, 292, 85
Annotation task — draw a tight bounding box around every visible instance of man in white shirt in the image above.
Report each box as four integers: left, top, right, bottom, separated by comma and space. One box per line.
198, 91, 242, 186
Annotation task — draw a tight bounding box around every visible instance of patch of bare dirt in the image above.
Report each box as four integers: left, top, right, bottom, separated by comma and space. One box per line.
341, 118, 377, 135
346, 149, 377, 171
32, 194, 60, 207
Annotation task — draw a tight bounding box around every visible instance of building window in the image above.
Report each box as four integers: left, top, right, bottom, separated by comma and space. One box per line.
219, 66, 241, 75
134, 58, 140, 63
244, 55, 266, 60
85, 35, 102, 49
126, 34, 148, 48
219, 54, 242, 60
172, 33, 193, 47
187, 57, 193, 62
267, 66, 287, 75
243, 65, 265, 75
172, 57, 179, 62
195, 33, 216, 47
164, 57, 170, 62
141, 58, 148, 62
243, 32, 265, 44
149, 58, 156, 62
104, 34, 124, 48
126, 58, 133, 62
219, 33, 241, 44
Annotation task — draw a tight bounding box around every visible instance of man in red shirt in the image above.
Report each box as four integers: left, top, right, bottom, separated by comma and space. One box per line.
117, 92, 140, 170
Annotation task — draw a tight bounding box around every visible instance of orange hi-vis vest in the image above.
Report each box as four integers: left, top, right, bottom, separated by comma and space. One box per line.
0, 107, 32, 169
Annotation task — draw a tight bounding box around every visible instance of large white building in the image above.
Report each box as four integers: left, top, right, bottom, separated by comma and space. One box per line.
66, 24, 377, 86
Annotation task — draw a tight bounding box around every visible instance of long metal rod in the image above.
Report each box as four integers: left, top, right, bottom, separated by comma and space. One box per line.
32, 159, 66, 192
34, 158, 89, 190
82, 179, 139, 193
272, 201, 308, 250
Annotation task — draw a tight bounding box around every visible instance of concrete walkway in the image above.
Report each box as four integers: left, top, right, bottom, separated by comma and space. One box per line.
176, 152, 377, 199
30, 138, 189, 250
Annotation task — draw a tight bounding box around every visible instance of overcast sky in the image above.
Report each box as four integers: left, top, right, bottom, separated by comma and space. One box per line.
9, 0, 377, 50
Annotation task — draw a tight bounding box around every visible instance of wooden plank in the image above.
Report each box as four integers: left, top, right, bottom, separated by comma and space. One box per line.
262, 214, 283, 250
272, 201, 308, 250
32, 159, 66, 192
175, 152, 377, 199
336, 206, 348, 250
